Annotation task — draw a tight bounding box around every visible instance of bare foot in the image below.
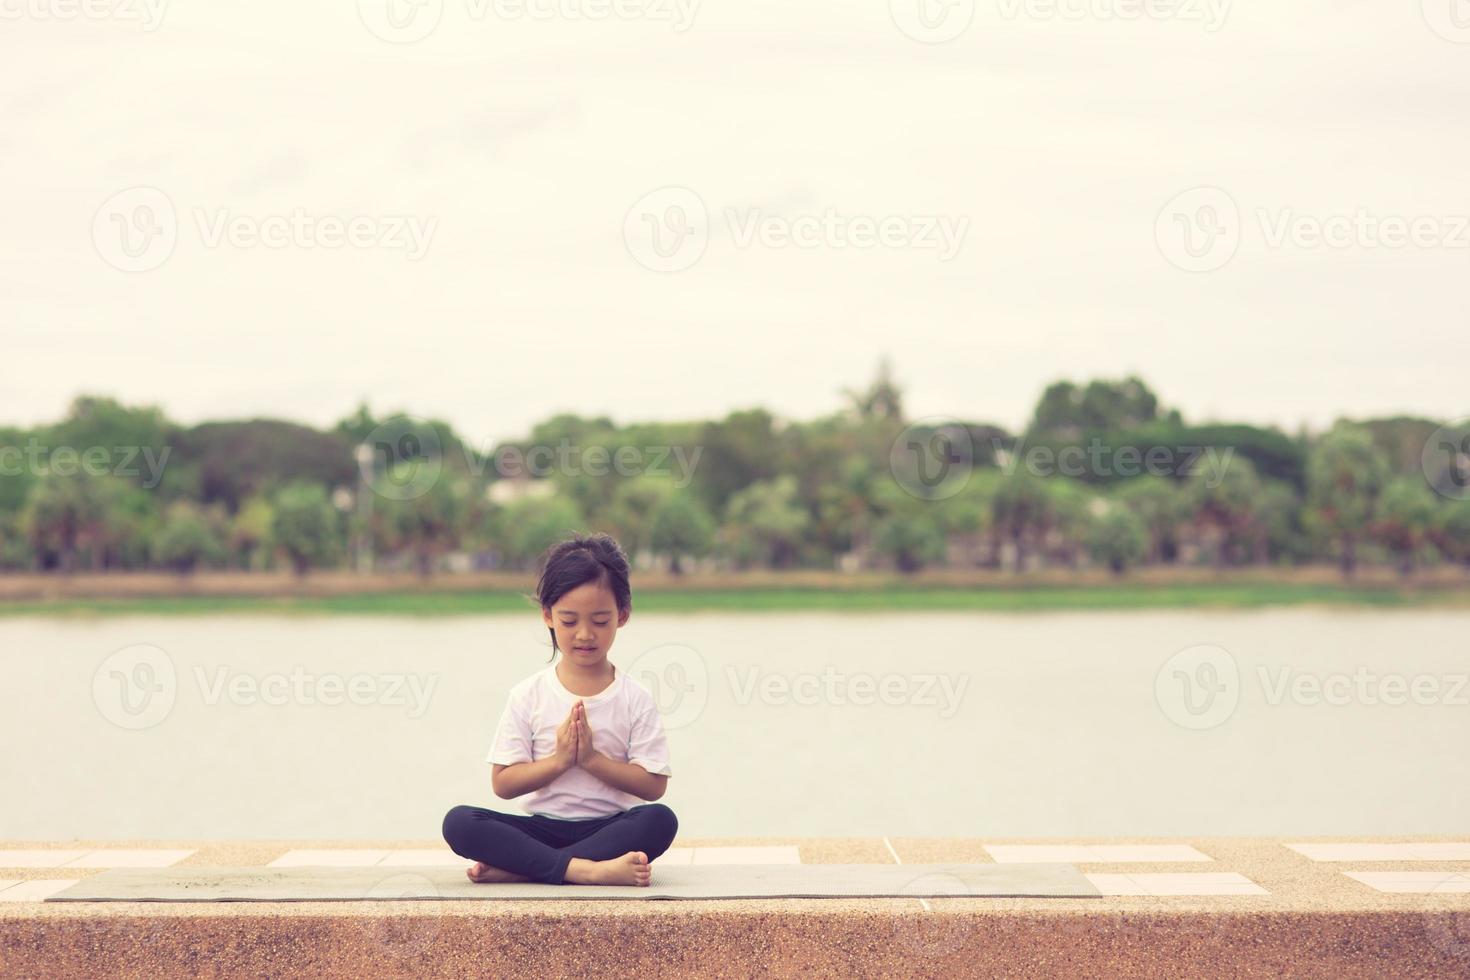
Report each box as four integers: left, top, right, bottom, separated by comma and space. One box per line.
466, 861, 532, 884
564, 851, 651, 887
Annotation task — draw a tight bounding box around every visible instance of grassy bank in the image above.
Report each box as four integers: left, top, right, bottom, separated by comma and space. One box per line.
4, 581, 1470, 616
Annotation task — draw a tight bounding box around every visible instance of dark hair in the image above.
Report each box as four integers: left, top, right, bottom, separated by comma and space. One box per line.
533, 532, 632, 663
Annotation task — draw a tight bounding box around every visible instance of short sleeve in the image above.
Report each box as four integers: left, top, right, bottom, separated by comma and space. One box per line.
627, 702, 672, 777
486, 692, 533, 766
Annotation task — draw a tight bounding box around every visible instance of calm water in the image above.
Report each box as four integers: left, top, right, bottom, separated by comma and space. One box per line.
2, 609, 1467, 840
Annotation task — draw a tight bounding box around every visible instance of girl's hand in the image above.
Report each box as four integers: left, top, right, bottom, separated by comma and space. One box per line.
554, 704, 580, 773
574, 702, 602, 768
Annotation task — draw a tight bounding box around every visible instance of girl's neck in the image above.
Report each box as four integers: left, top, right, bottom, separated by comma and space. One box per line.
557, 656, 614, 688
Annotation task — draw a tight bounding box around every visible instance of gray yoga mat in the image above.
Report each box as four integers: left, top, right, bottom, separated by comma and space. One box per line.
46, 863, 1100, 902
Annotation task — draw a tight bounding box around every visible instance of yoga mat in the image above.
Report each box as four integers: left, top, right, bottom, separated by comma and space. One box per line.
46, 863, 1101, 902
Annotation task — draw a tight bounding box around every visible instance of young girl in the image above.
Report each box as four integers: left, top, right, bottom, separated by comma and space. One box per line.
442, 532, 677, 886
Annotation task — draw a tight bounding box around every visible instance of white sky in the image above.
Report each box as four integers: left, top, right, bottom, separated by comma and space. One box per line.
2, 1, 1468, 445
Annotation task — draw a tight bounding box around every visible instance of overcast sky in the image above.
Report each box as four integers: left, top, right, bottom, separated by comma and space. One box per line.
3, 1, 1467, 445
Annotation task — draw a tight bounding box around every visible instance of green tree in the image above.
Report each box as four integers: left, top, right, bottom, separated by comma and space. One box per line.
991, 470, 1052, 572
722, 475, 809, 569
230, 496, 275, 570
1430, 496, 1470, 572
1185, 455, 1263, 568
19, 472, 139, 572
1305, 425, 1390, 577
271, 482, 342, 575
1372, 476, 1440, 575
1086, 503, 1147, 575
649, 491, 715, 574
491, 494, 587, 570
154, 501, 225, 574
1029, 375, 1171, 436
377, 467, 472, 577
1114, 476, 1186, 563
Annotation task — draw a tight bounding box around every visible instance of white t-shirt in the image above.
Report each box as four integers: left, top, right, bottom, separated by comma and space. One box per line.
486, 662, 672, 820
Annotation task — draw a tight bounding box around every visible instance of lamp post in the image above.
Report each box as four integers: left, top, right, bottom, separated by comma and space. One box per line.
354, 442, 376, 574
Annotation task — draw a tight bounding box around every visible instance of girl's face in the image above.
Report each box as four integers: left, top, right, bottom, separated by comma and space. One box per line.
543, 581, 629, 667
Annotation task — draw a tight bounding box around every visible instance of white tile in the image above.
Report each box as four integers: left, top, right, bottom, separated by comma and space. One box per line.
652, 847, 694, 866
62, 849, 196, 868
378, 850, 470, 867
267, 850, 391, 868
986, 844, 1211, 864
1286, 843, 1470, 862
1344, 871, 1470, 894
0, 850, 89, 869
691, 846, 801, 865
1085, 872, 1267, 897
1084, 873, 1150, 896
0, 879, 79, 902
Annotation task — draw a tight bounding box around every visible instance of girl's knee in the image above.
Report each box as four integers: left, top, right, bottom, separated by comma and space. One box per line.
441, 804, 477, 847
639, 803, 678, 843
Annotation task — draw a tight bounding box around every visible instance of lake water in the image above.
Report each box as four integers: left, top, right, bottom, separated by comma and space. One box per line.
2, 609, 1467, 840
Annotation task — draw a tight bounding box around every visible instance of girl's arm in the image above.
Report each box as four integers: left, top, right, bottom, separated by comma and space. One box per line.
491, 756, 571, 800
491, 705, 579, 799
574, 706, 669, 800
582, 754, 669, 801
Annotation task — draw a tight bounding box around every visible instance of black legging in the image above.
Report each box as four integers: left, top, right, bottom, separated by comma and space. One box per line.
442, 802, 678, 884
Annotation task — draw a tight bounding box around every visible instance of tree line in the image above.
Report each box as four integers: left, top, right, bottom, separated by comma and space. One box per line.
2, 368, 1467, 579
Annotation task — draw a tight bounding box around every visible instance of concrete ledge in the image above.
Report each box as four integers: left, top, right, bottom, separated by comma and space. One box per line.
3, 837, 1468, 977
3, 910, 1467, 978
